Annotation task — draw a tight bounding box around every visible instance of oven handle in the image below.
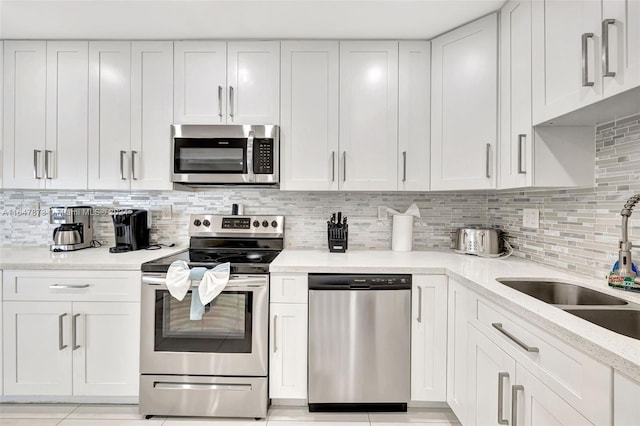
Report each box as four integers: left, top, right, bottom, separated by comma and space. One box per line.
142, 275, 267, 288
154, 382, 252, 392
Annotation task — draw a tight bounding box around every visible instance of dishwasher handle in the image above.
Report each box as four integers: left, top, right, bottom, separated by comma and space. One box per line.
308, 273, 412, 290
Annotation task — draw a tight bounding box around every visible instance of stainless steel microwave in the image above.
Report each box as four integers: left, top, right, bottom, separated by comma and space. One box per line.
171, 124, 279, 187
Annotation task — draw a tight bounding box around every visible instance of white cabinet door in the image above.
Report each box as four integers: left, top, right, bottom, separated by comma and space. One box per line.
280, 41, 339, 191
339, 41, 398, 191
467, 325, 517, 426
446, 278, 470, 424
410, 275, 447, 402
516, 363, 593, 426
3, 301, 72, 395
72, 302, 140, 396
46, 41, 89, 190
269, 303, 307, 399
614, 370, 640, 426
88, 41, 131, 190
532, 0, 602, 125
431, 14, 498, 190
500, 0, 533, 189
0, 42, 3, 189
131, 41, 173, 191
174, 41, 227, 124
3, 41, 46, 189
227, 41, 280, 125
602, 0, 640, 97
398, 41, 430, 191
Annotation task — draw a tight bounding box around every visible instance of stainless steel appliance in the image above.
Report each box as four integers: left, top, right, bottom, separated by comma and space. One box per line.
454, 226, 504, 256
139, 214, 284, 419
308, 274, 411, 412
109, 209, 150, 253
49, 206, 93, 252
171, 124, 279, 188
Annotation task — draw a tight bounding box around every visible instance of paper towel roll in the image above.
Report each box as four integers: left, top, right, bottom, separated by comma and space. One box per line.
392, 214, 414, 252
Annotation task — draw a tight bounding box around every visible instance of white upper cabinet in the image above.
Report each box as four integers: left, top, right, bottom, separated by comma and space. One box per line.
500, 0, 533, 189
174, 41, 279, 125
46, 41, 89, 190
431, 13, 498, 191
602, 0, 640, 97
398, 41, 430, 191
88, 41, 132, 190
280, 41, 339, 191
3, 41, 47, 189
130, 41, 174, 191
532, 0, 602, 125
339, 41, 398, 191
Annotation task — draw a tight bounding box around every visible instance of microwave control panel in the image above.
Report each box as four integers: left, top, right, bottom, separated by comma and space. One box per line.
253, 139, 274, 174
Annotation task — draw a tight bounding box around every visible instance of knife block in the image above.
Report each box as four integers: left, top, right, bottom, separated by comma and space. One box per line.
327, 223, 348, 253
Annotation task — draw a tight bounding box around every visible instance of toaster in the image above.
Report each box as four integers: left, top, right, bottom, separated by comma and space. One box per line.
455, 226, 504, 256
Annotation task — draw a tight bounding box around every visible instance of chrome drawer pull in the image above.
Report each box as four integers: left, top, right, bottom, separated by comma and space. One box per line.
154, 382, 251, 391
49, 284, 90, 289
492, 322, 539, 353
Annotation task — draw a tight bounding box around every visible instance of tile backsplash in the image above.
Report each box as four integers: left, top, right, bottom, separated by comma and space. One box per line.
1, 112, 638, 280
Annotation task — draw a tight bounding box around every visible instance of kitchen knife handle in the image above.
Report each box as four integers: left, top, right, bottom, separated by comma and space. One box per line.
582, 33, 595, 87
517, 134, 526, 174
402, 151, 407, 182
72, 313, 81, 350
120, 150, 127, 180
58, 313, 68, 350
218, 85, 223, 118
131, 150, 138, 180
602, 19, 616, 77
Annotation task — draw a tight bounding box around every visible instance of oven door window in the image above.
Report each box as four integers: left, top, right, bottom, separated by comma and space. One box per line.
155, 290, 252, 353
174, 138, 247, 173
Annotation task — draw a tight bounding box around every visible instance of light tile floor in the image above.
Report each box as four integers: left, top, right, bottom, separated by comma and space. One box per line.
0, 404, 461, 426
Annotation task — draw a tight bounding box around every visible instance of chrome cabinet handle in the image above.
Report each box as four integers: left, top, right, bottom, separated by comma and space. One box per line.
218, 85, 223, 118
131, 150, 138, 180
492, 323, 539, 353
582, 33, 595, 87
58, 313, 68, 350
120, 150, 127, 180
229, 86, 235, 120
45, 150, 53, 179
417, 286, 423, 323
602, 19, 616, 77
498, 372, 509, 425
72, 313, 81, 350
33, 150, 42, 179
49, 284, 90, 289
343, 151, 346, 182
511, 384, 524, 426
331, 151, 336, 182
273, 315, 278, 353
486, 144, 491, 178
154, 382, 252, 391
402, 151, 407, 182
517, 135, 526, 174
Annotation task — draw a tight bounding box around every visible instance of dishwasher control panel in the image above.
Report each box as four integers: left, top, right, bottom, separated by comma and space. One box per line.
308, 274, 411, 290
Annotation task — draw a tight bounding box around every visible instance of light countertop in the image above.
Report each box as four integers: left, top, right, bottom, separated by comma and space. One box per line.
0, 245, 187, 270
271, 249, 640, 381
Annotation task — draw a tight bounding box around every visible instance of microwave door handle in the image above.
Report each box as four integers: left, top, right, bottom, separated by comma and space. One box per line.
247, 130, 255, 179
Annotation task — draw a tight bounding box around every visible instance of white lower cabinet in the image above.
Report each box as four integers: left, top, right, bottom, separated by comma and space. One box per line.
411, 275, 447, 402
614, 370, 640, 426
2, 270, 140, 398
446, 278, 471, 423
269, 273, 307, 400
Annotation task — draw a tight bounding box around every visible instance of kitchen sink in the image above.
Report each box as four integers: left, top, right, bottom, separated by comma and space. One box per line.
496, 279, 629, 306
563, 309, 640, 340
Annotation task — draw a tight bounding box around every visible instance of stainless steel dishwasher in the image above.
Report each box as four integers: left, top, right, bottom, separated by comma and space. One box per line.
308, 273, 411, 412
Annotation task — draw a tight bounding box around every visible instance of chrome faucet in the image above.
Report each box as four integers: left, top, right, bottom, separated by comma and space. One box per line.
617, 193, 640, 282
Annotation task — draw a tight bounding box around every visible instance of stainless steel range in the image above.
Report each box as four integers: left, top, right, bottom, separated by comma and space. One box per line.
139, 214, 284, 419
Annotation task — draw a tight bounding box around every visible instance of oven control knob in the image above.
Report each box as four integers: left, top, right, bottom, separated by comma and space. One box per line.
193, 219, 202, 227
262, 220, 269, 227
253, 220, 260, 228
202, 220, 211, 227
271, 220, 278, 228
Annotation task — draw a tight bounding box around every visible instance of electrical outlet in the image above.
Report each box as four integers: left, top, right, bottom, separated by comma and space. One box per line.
377, 206, 388, 220
161, 205, 172, 220
523, 208, 539, 229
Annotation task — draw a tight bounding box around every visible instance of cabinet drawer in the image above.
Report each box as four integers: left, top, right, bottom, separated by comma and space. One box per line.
270, 274, 307, 303
3, 270, 140, 302
473, 297, 611, 426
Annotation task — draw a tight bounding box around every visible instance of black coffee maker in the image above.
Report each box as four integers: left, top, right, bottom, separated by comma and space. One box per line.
109, 209, 150, 253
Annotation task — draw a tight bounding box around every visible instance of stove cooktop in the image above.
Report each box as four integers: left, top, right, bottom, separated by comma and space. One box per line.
141, 249, 280, 274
